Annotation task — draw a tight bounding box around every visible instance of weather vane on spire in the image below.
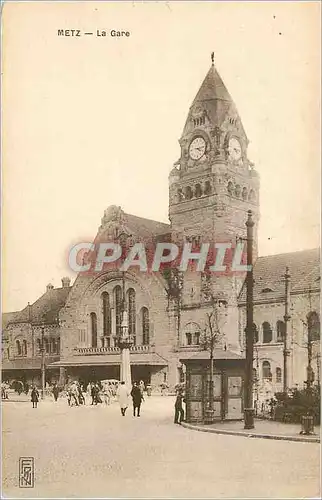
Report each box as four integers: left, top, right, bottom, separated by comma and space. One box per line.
211, 52, 214, 65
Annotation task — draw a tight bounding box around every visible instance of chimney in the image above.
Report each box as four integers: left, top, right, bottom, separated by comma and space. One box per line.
46, 283, 54, 292
61, 277, 71, 288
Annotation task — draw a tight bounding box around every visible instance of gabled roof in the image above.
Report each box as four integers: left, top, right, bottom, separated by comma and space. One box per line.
3, 287, 71, 327
239, 248, 320, 304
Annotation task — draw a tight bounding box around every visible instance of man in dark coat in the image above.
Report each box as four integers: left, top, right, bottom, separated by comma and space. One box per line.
131, 382, 143, 417
52, 383, 59, 402
174, 390, 185, 424
31, 386, 39, 408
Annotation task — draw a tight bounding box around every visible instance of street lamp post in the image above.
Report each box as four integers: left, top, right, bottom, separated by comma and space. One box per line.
283, 267, 291, 393
244, 210, 255, 430
306, 329, 313, 391
40, 322, 46, 400
119, 310, 133, 389
118, 271, 133, 390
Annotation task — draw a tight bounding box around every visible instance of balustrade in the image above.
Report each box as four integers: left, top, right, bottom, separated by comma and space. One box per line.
75, 344, 151, 355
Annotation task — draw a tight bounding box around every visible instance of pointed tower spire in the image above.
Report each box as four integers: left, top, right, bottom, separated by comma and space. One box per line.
180, 58, 246, 140
192, 62, 233, 105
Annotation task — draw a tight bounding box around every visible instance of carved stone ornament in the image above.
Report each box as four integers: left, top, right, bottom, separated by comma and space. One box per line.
101, 205, 124, 226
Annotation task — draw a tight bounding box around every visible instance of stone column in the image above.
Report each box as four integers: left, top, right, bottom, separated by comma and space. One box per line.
121, 348, 132, 389
119, 311, 132, 391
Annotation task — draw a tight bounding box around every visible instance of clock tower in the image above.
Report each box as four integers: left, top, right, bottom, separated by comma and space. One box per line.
169, 56, 260, 256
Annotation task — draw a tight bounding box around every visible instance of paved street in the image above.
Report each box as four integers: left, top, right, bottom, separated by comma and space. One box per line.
2, 396, 320, 499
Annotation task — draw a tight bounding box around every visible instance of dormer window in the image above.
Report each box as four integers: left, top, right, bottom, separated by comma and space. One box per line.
261, 287, 274, 293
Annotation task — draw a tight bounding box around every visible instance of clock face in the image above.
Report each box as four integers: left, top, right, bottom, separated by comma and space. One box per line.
189, 136, 206, 160
228, 137, 242, 161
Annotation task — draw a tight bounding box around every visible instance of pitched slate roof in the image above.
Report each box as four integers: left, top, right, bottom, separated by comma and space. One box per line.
3, 287, 71, 326
239, 248, 320, 304
123, 213, 170, 239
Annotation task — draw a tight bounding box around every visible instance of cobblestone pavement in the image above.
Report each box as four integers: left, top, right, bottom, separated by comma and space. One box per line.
2, 396, 320, 499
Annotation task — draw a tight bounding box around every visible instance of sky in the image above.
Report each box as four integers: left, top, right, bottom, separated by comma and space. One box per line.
2, 1, 321, 312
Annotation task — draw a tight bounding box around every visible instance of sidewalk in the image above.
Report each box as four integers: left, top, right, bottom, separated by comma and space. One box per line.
181, 418, 320, 443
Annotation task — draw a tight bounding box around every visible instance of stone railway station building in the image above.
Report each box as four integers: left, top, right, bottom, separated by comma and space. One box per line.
2, 61, 320, 416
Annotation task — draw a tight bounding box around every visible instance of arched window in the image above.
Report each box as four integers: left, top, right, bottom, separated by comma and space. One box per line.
114, 285, 123, 337
16, 340, 21, 356
242, 187, 248, 200
262, 361, 272, 381
276, 320, 286, 342
183, 323, 201, 346
102, 292, 111, 336
307, 311, 320, 341
195, 184, 202, 198
244, 323, 258, 343
204, 181, 211, 195
141, 307, 150, 345
185, 186, 193, 200
128, 288, 136, 344
227, 181, 233, 195
22, 340, 27, 356
253, 368, 257, 382
276, 367, 282, 383
235, 185, 241, 198
262, 322, 272, 343
90, 312, 98, 348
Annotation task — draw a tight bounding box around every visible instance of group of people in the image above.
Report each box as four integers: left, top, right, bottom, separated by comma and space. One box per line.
22, 378, 186, 424
117, 381, 145, 417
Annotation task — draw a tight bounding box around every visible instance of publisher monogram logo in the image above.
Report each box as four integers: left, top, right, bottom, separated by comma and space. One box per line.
19, 457, 34, 488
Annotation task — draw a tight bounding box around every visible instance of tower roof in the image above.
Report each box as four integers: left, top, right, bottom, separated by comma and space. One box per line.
192, 63, 233, 104
181, 58, 245, 139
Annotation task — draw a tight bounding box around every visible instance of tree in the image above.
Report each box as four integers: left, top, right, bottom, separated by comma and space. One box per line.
162, 267, 183, 345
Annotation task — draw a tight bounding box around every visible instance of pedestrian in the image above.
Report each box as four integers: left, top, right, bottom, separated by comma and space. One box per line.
139, 380, 145, 402
160, 382, 168, 396
102, 383, 111, 405
31, 386, 39, 408
86, 382, 92, 404
131, 382, 143, 417
90, 382, 96, 405
52, 383, 59, 402
77, 382, 85, 405
174, 390, 185, 424
68, 382, 79, 407
117, 381, 130, 416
